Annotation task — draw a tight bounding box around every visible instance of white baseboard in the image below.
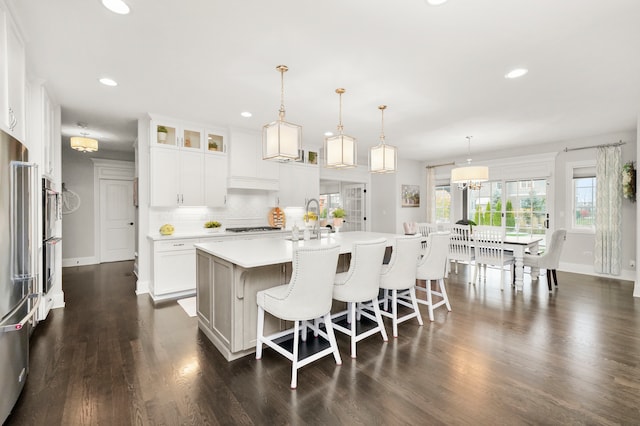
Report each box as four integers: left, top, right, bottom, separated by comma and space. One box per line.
51, 291, 66, 309
62, 256, 98, 267
136, 279, 150, 295
149, 289, 196, 304
559, 261, 636, 283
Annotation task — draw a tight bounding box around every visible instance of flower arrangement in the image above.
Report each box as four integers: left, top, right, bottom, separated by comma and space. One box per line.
622, 161, 636, 202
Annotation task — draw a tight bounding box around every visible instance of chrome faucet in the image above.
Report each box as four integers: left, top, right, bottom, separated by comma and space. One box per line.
305, 198, 321, 239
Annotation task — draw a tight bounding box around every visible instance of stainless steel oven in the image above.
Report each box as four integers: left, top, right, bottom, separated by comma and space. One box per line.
42, 178, 61, 294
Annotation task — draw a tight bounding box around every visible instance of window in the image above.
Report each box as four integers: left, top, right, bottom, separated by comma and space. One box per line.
570, 164, 596, 231
434, 185, 451, 223
505, 179, 547, 237
467, 181, 503, 226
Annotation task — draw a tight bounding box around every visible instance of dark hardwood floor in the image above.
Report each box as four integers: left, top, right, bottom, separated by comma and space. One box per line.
5, 261, 640, 425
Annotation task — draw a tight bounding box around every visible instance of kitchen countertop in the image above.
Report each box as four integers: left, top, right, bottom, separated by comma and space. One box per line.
147, 229, 289, 241
194, 231, 401, 268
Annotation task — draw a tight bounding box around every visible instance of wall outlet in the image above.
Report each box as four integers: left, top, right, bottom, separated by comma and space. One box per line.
630, 260, 636, 269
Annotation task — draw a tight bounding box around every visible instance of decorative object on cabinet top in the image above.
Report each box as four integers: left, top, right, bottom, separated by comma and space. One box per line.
159, 224, 175, 235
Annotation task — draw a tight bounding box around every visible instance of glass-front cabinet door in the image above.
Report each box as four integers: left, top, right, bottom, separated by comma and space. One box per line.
206, 128, 226, 154
151, 119, 179, 148
181, 126, 203, 151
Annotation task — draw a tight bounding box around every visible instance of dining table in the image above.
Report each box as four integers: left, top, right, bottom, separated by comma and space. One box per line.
503, 235, 543, 292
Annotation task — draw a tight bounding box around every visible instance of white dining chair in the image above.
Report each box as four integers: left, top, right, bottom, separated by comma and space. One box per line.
416, 222, 438, 250
445, 224, 475, 282
255, 244, 342, 389
473, 226, 514, 290
379, 235, 423, 337
524, 229, 567, 292
415, 232, 451, 321
332, 238, 388, 358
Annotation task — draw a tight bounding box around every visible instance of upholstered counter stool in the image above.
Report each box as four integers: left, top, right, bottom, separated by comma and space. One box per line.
415, 232, 451, 321
256, 244, 341, 389
332, 238, 388, 358
379, 235, 423, 337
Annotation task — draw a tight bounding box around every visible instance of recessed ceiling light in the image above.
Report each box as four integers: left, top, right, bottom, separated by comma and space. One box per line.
99, 77, 118, 87
240, 111, 252, 118
324, 131, 334, 137
426, 0, 449, 5
101, 0, 130, 15
505, 68, 528, 79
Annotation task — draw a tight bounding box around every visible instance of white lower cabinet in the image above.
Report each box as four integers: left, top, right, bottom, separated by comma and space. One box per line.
151, 239, 199, 298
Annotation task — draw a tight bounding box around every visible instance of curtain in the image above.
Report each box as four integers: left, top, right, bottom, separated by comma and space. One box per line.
594, 146, 622, 275
426, 167, 435, 223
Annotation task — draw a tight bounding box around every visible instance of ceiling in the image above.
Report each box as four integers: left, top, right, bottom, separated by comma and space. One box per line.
9, 0, 640, 162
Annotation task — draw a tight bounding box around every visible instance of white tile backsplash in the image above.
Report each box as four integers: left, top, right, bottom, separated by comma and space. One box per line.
149, 189, 277, 234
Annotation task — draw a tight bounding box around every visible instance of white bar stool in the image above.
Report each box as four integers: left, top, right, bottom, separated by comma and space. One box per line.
332, 238, 388, 358
415, 232, 451, 321
256, 244, 342, 389
379, 235, 423, 338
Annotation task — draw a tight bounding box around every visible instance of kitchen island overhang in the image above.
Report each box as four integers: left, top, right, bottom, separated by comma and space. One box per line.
194, 232, 400, 361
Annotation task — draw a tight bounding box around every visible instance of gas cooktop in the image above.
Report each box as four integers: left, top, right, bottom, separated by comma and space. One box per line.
226, 226, 283, 233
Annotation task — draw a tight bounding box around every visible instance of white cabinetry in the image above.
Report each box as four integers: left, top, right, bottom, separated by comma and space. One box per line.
228, 128, 279, 190
205, 154, 228, 207
150, 148, 204, 206
0, 2, 26, 141
278, 163, 320, 208
151, 239, 200, 298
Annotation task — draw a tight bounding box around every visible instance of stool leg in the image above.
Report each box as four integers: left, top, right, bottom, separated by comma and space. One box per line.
427, 279, 435, 322
324, 312, 342, 365
291, 321, 300, 389
410, 287, 423, 326
392, 289, 398, 338
440, 278, 451, 311
256, 306, 265, 359
350, 302, 357, 358
372, 297, 388, 342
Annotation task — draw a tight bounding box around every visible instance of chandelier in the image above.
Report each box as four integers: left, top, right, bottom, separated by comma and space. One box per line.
70, 132, 99, 153
450, 136, 488, 190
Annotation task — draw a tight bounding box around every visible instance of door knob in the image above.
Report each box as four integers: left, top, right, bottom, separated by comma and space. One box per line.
129, 222, 134, 225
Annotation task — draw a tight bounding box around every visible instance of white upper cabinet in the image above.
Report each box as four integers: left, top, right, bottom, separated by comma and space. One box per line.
151, 116, 205, 152
228, 128, 279, 190
150, 147, 205, 207
0, 3, 26, 141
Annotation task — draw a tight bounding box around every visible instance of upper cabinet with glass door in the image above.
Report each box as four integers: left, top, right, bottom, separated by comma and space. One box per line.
205, 127, 227, 155
150, 116, 204, 151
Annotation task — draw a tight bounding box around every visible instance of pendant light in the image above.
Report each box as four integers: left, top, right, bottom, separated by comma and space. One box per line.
70, 125, 99, 153
451, 136, 488, 190
262, 65, 302, 162
369, 105, 397, 174
325, 88, 356, 168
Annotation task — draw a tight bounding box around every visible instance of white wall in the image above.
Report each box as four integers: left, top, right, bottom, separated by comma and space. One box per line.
61, 143, 134, 264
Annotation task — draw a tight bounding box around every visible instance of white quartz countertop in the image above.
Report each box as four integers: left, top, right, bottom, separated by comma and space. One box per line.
147, 229, 289, 241
194, 231, 402, 268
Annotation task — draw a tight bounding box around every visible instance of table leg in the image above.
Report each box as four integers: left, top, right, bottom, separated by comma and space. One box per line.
529, 241, 540, 280
513, 246, 524, 292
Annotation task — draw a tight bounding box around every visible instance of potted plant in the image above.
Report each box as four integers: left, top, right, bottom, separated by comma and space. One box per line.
204, 220, 222, 232
319, 208, 328, 227
332, 208, 346, 228
157, 126, 168, 143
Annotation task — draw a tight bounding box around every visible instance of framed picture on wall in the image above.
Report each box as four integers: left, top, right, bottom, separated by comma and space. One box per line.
307, 151, 318, 165
401, 184, 420, 207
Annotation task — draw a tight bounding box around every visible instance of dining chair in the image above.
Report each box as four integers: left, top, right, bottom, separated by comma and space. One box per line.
473, 226, 514, 290
416, 222, 438, 250
255, 244, 341, 389
415, 231, 451, 321
523, 229, 567, 292
379, 235, 423, 337
332, 238, 388, 358
444, 224, 474, 282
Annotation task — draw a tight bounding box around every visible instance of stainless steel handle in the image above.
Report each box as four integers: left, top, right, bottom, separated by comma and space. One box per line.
177, 194, 180, 204
0, 293, 41, 333
173, 243, 185, 247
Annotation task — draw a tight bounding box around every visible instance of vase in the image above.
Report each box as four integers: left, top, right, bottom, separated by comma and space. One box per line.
333, 218, 344, 228
158, 132, 167, 143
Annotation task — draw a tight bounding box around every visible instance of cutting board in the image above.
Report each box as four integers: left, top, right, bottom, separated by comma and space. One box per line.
268, 207, 286, 228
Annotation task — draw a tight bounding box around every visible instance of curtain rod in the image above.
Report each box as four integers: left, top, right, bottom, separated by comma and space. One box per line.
426, 161, 455, 169
563, 140, 625, 152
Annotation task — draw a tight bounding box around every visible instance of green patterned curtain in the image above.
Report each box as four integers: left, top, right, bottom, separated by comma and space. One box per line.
594, 146, 622, 275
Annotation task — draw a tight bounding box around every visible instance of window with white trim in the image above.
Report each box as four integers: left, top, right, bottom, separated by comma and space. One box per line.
434, 184, 451, 223
571, 164, 596, 231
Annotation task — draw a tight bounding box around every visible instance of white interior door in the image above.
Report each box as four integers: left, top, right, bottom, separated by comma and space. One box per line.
100, 179, 135, 262
342, 183, 366, 232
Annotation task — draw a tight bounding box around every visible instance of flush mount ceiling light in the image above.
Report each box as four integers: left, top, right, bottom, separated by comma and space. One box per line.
99, 77, 118, 86
451, 136, 488, 190
262, 65, 302, 162
505, 68, 528, 79
101, 0, 130, 15
70, 133, 99, 152
325, 88, 357, 168
369, 105, 397, 174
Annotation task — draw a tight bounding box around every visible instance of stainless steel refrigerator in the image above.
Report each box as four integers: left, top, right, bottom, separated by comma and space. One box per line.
0, 129, 40, 423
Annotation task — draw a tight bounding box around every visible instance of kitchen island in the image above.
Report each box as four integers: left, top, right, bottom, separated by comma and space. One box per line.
194, 232, 400, 361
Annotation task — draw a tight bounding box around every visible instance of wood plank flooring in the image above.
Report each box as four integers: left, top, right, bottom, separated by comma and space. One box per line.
5, 261, 640, 425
